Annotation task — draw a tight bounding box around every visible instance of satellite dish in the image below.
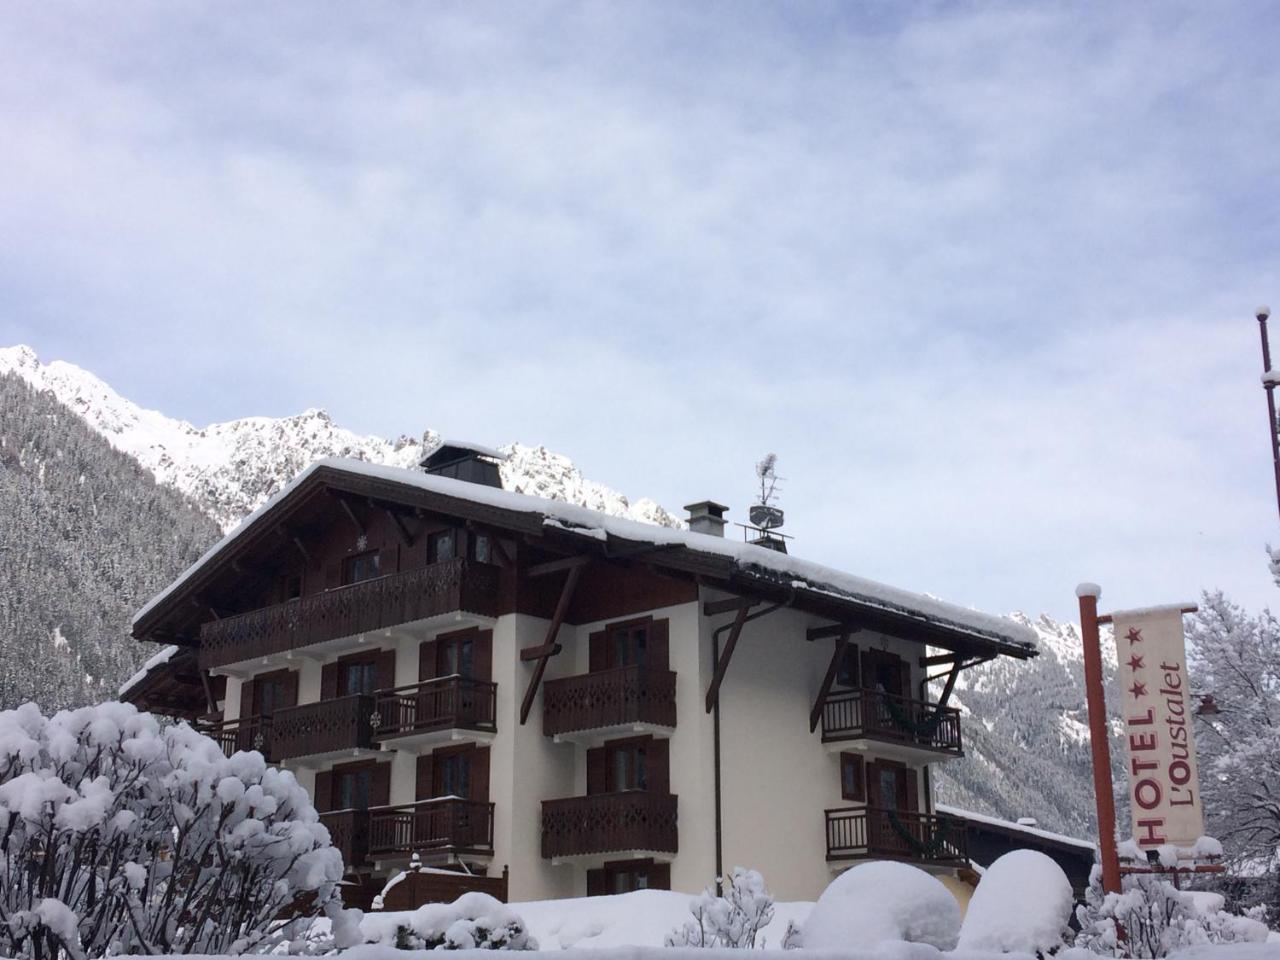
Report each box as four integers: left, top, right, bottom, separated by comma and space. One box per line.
749, 504, 785, 530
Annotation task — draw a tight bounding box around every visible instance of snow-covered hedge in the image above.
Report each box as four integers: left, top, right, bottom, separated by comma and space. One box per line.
957, 849, 1074, 955
665, 868, 786, 949
360, 892, 536, 950
798, 860, 960, 951
0, 701, 347, 959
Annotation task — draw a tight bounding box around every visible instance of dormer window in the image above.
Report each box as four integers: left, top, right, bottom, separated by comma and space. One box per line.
428, 530, 456, 563
471, 532, 492, 564
342, 551, 380, 585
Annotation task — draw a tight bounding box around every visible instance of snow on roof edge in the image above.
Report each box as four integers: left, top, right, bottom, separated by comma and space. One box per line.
936, 803, 1097, 852
133, 458, 1038, 652
117, 643, 181, 697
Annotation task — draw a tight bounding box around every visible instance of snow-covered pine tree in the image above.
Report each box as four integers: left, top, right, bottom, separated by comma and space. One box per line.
1187, 590, 1280, 916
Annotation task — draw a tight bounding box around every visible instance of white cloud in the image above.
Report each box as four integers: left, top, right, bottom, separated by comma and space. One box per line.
2, 2, 1279, 620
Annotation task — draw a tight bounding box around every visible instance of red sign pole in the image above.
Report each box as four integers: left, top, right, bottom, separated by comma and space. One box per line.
1078, 583, 1122, 895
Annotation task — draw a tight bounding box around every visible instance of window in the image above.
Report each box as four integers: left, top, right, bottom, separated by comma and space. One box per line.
435, 752, 472, 799
613, 867, 650, 894
279, 574, 303, 602
428, 530, 456, 563
438, 634, 475, 679
840, 753, 865, 802
342, 551, 381, 585
255, 676, 288, 716
608, 741, 648, 792
336, 769, 371, 810
471, 532, 492, 564
588, 860, 669, 896
340, 660, 377, 696
610, 622, 648, 668
873, 764, 909, 811
835, 647, 859, 687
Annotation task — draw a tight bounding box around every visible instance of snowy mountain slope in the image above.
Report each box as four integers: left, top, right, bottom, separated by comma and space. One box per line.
0, 345, 679, 531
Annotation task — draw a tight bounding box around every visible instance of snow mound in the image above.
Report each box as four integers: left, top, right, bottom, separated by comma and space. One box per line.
958, 849, 1073, 954
361, 892, 536, 950
801, 861, 961, 950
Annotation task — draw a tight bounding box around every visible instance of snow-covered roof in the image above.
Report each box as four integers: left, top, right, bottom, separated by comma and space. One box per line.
936, 803, 1097, 853
134, 458, 1038, 654
423, 439, 508, 462
117, 644, 180, 697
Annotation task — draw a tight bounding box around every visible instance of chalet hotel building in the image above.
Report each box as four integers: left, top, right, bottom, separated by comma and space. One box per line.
125, 443, 1037, 908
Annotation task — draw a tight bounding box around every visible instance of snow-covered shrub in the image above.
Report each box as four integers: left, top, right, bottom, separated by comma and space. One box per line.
361, 892, 536, 950
0, 701, 347, 959
1073, 866, 1269, 958
958, 849, 1074, 955
799, 860, 960, 950
665, 867, 776, 948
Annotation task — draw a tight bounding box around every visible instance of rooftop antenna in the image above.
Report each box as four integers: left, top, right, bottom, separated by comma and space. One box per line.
741, 453, 791, 551
1256, 306, 1280, 522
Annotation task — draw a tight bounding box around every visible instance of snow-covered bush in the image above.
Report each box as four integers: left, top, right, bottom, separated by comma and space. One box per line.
0, 701, 347, 959
665, 867, 776, 948
1074, 866, 1269, 958
799, 860, 960, 950
361, 892, 536, 950
958, 849, 1074, 955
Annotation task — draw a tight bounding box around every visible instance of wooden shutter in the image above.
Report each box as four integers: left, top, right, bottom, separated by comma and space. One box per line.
648, 619, 669, 669
898, 657, 912, 700
324, 562, 342, 590
586, 747, 607, 795
841, 753, 865, 802
239, 679, 255, 719
586, 869, 607, 897
471, 746, 490, 803
861, 650, 874, 690
474, 631, 493, 681
313, 770, 333, 813
321, 663, 338, 699
588, 631, 608, 673
419, 640, 438, 681
371, 761, 392, 807
649, 862, 671, 890
376, 649, 397, 692
905, 768, 920, 813
283, 670, 299, 708
416, 754, 435, 802
647, 737, 669, 794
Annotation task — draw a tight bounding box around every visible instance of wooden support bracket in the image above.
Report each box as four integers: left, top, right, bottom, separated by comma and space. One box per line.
333, 494, 365, 537
806, 624, 847, 642
520, 642, 563, 662
703, 596, 758, 617
520, 563, 583, 724
385, 507, 415, 547
525, 555, 590, 579
705, 601, 751, 713
810, 626, 857, 731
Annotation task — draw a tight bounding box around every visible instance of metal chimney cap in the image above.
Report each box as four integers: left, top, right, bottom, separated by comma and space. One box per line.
683, 500, 729, 518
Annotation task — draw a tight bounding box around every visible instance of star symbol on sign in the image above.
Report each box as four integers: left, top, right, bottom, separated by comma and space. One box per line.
1125, 627, 1144, 645
1129, 680, 1148, 699
1127, 654, 1145, 672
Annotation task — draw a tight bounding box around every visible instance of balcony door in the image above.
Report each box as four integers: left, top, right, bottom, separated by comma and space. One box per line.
241, 669, 297, 720
587, 736, 669, 795
588, 617, 670, 672
865, 759, 920, 855
416, 745, 490, 848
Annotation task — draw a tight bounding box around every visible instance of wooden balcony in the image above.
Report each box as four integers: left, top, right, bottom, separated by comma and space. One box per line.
541, 792, 678, 861
199, 715, 275, 762
368, 798, 495, 858
542, 666, 677, 740
198, 559, 501, 670
271, 694, 376, 763
374, 677, 497, 745
825, 807, 968, 868
321, 808, 371, 872
820, 689, 963, 758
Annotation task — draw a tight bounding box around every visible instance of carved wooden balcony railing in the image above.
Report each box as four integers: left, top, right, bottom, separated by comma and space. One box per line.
542, 666, 677, 738
320, 808, 371, 871
541, 791, 678, 860
198, 715, 275, 762
368, 798, 496, 857
198, 559, 501, 669
821, 689, 963, 756
271, 694, 376, 762
825, 806, 968, 866
374, 677, 497, 741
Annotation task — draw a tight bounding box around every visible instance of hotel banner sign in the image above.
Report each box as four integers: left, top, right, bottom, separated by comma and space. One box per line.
1112, 605, 1204, 848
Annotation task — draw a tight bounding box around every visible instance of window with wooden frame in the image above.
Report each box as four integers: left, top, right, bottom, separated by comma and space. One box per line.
863, 649, 908, 698
335, 767, 372, 810
469, 531, 492, 564
278, 573, 303, 602
416, 745, 490, 803
437, 632, 475, 679
840, 752, 865, 802
427, 529, 456, 564
587, 736, 669, 795
339, 659, 378, 696
588, 617, 669, 672
587, 858, 671, 896
835, 645, 860, 688
342, 550, 381, 586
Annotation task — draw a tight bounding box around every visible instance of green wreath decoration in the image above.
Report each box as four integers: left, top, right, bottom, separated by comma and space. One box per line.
887, 809, 954, 858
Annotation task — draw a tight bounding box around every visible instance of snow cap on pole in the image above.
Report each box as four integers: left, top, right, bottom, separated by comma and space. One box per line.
1075, 582, 1102, 599
1257, 306, 1271, 319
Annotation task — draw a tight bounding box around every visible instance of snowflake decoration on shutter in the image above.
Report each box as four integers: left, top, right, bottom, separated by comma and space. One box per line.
356, 534, 368, 551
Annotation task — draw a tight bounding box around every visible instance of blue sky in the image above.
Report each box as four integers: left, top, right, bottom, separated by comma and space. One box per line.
3, 2, 1280, 622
